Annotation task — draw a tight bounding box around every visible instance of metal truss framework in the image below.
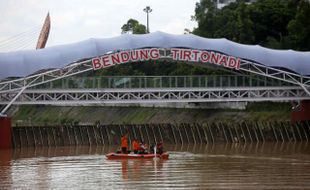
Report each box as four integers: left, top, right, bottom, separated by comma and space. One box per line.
1, 48, 310, 115
0, 86, 309, 105
1, 48, 310, 94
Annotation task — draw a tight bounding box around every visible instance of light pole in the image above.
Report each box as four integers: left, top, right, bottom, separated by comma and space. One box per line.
143, 6, 152, 33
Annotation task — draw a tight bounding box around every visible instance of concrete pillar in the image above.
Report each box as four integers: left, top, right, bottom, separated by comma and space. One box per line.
0, 116, 12, 149
291, 100, 310, 122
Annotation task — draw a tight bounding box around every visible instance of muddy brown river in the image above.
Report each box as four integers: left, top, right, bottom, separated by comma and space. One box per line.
0, 143, 310, 190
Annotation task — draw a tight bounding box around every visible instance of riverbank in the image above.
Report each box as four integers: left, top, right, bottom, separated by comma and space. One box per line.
11, 121, 310, 148
11, 102, 291, 126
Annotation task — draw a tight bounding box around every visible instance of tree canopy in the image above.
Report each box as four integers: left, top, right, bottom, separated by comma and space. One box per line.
193, 0, 310, 51
121, 19, 147, 34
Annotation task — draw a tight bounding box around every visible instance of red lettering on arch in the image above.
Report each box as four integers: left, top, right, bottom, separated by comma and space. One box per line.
200, 51, 210, 62
183, 50, 191, 61
150, 48, 160, 59
101, 55, 111, 67
191, 50, 200, 61
111, 53, 121, 65
171, 49, 180, 60
218, 55, 227, 66
92, 58, 102, 70
120, 51, 130, 63
139, 49, 149, 60
210, 52, 221, 64
130, 50, 139, 61
228, 57, 241, 69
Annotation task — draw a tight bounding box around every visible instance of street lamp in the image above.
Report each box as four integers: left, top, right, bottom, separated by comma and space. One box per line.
143, 6, 152, 33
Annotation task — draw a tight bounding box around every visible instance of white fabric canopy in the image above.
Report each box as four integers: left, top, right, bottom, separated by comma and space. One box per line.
1, 31, 310, 80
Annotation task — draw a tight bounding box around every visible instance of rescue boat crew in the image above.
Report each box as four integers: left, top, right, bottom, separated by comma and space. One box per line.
121, 133, 129, 154
132, 138, 140, 154
138, 141, 148, 154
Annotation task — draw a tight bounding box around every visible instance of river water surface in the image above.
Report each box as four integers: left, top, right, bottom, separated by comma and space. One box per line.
0, 143, 310, 190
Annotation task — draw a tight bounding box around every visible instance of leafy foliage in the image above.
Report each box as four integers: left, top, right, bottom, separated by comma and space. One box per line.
193, 0, 310, 50
121, 19, 147, 34
287, 0, 310, 50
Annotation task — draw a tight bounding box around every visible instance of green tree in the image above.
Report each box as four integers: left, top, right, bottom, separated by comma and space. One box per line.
121, 19, 147, 34
287, 0, 310, 50
192, 0, 306, 50
235, 3, 255, 43
193, 0, 218, 37
247, 0, 296, 47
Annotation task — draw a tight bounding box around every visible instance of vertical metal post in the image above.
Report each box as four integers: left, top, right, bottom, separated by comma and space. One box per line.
219, 123, 228, 143
105, 126, 111, 145
300, 123, 308, 142
240, 123, 247, 143
175, 76, 177, 88
178, 124, 184, 145
39, 127, 44, 146
202, 124, 209, 144
99, 125, 105, 145
32, 126, 37, 147
92, 125, 98, 146
277, 122, 285, 142
208, 124, 215, 143
86, 127, 91, 146
195, 124, 203, 144
253, 122, 259, 142
170, 124, 177, 144
245, 122, 253, 143
190, 124, 197, 144
289, 122, 297, 142
158, 124, 164, 142
282, 122, 290, 142
183, 124, 190, 144
144, 124, 151, 145
139, 125, 144, 143
73, 126, 79, 145
66, 125, 72, 145
51, 127, 57, 146
143, 6, 152, 33
295, 123, 302, 141
271, 124, 278, 142
261, 123, 266, 142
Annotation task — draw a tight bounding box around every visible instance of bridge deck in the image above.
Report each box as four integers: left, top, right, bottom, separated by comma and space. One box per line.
1, 86, 308, 105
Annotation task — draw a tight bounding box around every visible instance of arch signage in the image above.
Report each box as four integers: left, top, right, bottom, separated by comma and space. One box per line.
92, 48, 241, 71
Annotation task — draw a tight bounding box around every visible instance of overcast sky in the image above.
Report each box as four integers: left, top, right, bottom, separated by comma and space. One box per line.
0, 0, 199, 49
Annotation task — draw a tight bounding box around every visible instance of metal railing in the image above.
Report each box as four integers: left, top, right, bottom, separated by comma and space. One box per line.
32, 75, 292, 89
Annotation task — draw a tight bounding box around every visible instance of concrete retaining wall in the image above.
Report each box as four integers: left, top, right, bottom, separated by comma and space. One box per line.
12, 121, 310, 148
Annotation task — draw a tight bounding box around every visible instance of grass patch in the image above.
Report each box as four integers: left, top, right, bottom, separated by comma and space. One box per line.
12, 103, 292, 126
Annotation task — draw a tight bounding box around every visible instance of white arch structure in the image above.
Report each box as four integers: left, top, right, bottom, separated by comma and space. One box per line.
1, 32, 310, 114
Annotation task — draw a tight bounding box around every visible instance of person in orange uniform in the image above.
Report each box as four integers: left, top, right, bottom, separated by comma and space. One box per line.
121, 133, 128, 154
132, 138, 140, 154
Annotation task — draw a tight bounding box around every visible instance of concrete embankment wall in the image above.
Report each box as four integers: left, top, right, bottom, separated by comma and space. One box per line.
11, 121, 310, 148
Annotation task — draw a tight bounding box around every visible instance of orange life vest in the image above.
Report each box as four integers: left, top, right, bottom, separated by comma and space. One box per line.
132, 140, 140, 151
121, 136, 128, 148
